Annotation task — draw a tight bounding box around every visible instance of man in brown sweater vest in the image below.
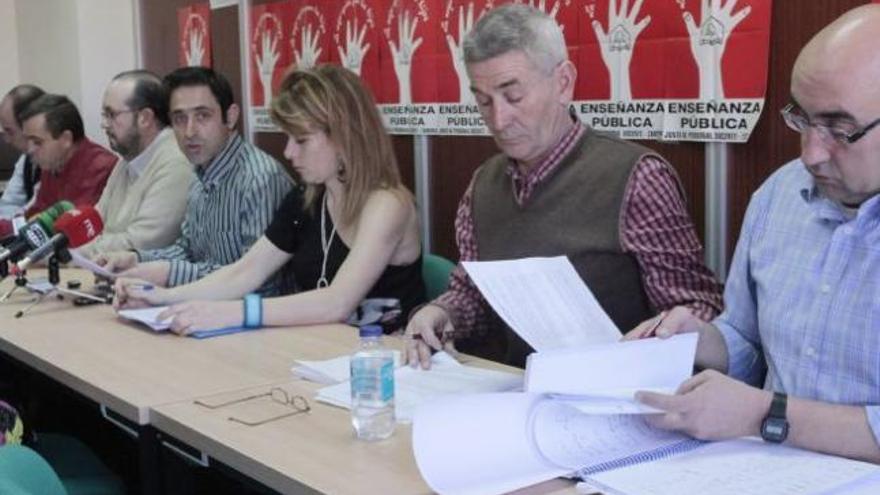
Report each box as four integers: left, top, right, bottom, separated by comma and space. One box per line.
405, 4, 722, 368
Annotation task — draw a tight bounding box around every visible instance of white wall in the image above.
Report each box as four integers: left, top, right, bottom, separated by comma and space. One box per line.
7, 0, 137, 145
0, 0, 20, 93
15, 0, 83, 106
75, 0, 136, 144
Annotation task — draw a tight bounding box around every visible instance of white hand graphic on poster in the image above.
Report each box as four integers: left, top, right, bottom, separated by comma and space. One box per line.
183, 14, 207, 67
445, 2, 482, 104
388, 11, 424, 104
338, 19, 371, 75
682, 0, 751, 100
253, 13, 281, 107
592, 0, 651, 101
528, 0, 562, 29
185, 29, 205, 66
294, 24, 323, 69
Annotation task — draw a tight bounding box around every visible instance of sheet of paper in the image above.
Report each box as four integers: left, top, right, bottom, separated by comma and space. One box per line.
412, 393, 570, 495
290, 351, 402, 384
530, 400, 696, 470
26, 278, 54, 294
586, 438, 880, 495
315, 352, 522, 422
524, 334, 698, 414
462, 257, 620, 351
117, 306, 172, 331
70, 248, 117, 280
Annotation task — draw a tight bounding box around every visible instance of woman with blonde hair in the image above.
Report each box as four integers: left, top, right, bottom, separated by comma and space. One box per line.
115, 65, 425, 334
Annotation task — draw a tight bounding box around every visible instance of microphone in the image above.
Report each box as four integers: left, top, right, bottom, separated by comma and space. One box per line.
14, 206, 103, 273
0, 201, 75, 264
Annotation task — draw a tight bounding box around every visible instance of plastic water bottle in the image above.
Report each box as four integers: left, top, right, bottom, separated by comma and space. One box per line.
350, 324, 395, 441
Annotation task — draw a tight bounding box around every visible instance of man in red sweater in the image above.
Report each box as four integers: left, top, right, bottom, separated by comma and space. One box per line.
19, 94, 116, 218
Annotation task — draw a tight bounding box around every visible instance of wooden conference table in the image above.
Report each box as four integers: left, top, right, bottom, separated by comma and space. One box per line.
0, 269, 576, 495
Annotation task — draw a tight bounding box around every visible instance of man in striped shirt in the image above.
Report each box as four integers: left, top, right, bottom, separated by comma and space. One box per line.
405, 4, 722, 368
98, 67, 291, 294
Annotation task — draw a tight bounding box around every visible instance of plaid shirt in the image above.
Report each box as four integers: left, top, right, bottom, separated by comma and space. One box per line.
716, 159, 880, 445
433, 122, 722, 337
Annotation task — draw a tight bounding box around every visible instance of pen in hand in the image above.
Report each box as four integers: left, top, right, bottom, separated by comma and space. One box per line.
645, 311, 667, 338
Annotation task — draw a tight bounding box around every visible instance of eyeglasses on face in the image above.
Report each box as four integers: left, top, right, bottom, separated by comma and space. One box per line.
194, 387, 311, 427
780, 103, 880, 145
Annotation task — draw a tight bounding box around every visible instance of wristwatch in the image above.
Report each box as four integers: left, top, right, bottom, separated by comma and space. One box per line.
760, 392, 789, 443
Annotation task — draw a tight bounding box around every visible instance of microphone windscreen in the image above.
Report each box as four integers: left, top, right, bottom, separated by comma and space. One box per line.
31, 200, 75, 234
53, 206, 104, 248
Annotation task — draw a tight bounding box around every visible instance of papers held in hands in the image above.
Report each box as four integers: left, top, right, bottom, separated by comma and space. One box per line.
116, 306, 259, 339
69, 249, 117, 281
462, 256, 622, 351
524, 333, 699, 414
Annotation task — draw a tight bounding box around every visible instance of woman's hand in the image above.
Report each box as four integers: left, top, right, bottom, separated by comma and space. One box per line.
158, 300, 243, 336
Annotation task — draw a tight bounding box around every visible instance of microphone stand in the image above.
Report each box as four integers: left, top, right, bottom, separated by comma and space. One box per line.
0, 267, 29, 303
13, 248, 110, 319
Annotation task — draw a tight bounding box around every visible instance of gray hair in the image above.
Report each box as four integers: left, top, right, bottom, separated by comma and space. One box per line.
462, 3, 567, 74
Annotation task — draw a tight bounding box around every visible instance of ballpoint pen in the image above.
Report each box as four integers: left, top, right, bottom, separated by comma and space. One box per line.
645, 311, 667, 337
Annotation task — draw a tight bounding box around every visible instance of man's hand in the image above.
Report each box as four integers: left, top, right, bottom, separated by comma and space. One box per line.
637, 369, 772, 440
294, 23, 323, 70
118, 261, 171, 288
682, 0, 751, 100
337, 19, 370, 76
404, 304, 456, 369
158, 300, 242, 336
113, 276, 170, 310
445, 2, 478, 104
93, 251, 138, 273
625, 306, 704, 340
387, 10, 423, 104
592, 0, 651, 101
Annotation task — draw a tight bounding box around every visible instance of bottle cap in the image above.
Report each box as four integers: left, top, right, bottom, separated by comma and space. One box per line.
359, 324, 383, 338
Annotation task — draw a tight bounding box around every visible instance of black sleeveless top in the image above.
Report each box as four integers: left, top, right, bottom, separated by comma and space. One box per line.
264, 190, 426, 320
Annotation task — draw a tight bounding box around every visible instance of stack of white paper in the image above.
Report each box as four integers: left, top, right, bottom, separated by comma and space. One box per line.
412, 393, 696, 495
585, 438, 880, 495
290, 352, 402, 384
315, 352, 522, 422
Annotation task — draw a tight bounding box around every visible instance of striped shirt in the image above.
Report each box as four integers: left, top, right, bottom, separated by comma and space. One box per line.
716, 159, 880, 445
137, 134, 292, 292
433, 121, 722, 337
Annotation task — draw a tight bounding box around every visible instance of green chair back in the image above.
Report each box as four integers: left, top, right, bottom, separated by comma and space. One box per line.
422, 253, 456, 300
0, 445, 68, 495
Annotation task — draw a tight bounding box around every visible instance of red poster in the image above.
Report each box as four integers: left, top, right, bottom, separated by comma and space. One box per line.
178, 3, 212, 68
250, 1, 288, 109
249, 0, 773, 142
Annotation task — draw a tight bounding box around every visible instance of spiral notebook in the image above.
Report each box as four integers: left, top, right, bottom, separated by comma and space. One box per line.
412, 393, 704, 495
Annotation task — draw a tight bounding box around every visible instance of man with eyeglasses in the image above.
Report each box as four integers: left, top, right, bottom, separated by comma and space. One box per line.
405, 4, 722, 369
19, 94, 116, 219
97, 67, 292, 293
77, 71, 194, 257
627, 4, 880, 464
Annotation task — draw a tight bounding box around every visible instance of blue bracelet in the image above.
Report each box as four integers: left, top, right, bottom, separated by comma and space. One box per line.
243, 293, 262, 328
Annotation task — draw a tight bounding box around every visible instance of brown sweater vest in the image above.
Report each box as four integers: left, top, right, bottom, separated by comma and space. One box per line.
472, 128, 655, 367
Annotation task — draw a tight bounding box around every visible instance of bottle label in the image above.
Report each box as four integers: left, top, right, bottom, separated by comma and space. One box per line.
379, 359, 394, 402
